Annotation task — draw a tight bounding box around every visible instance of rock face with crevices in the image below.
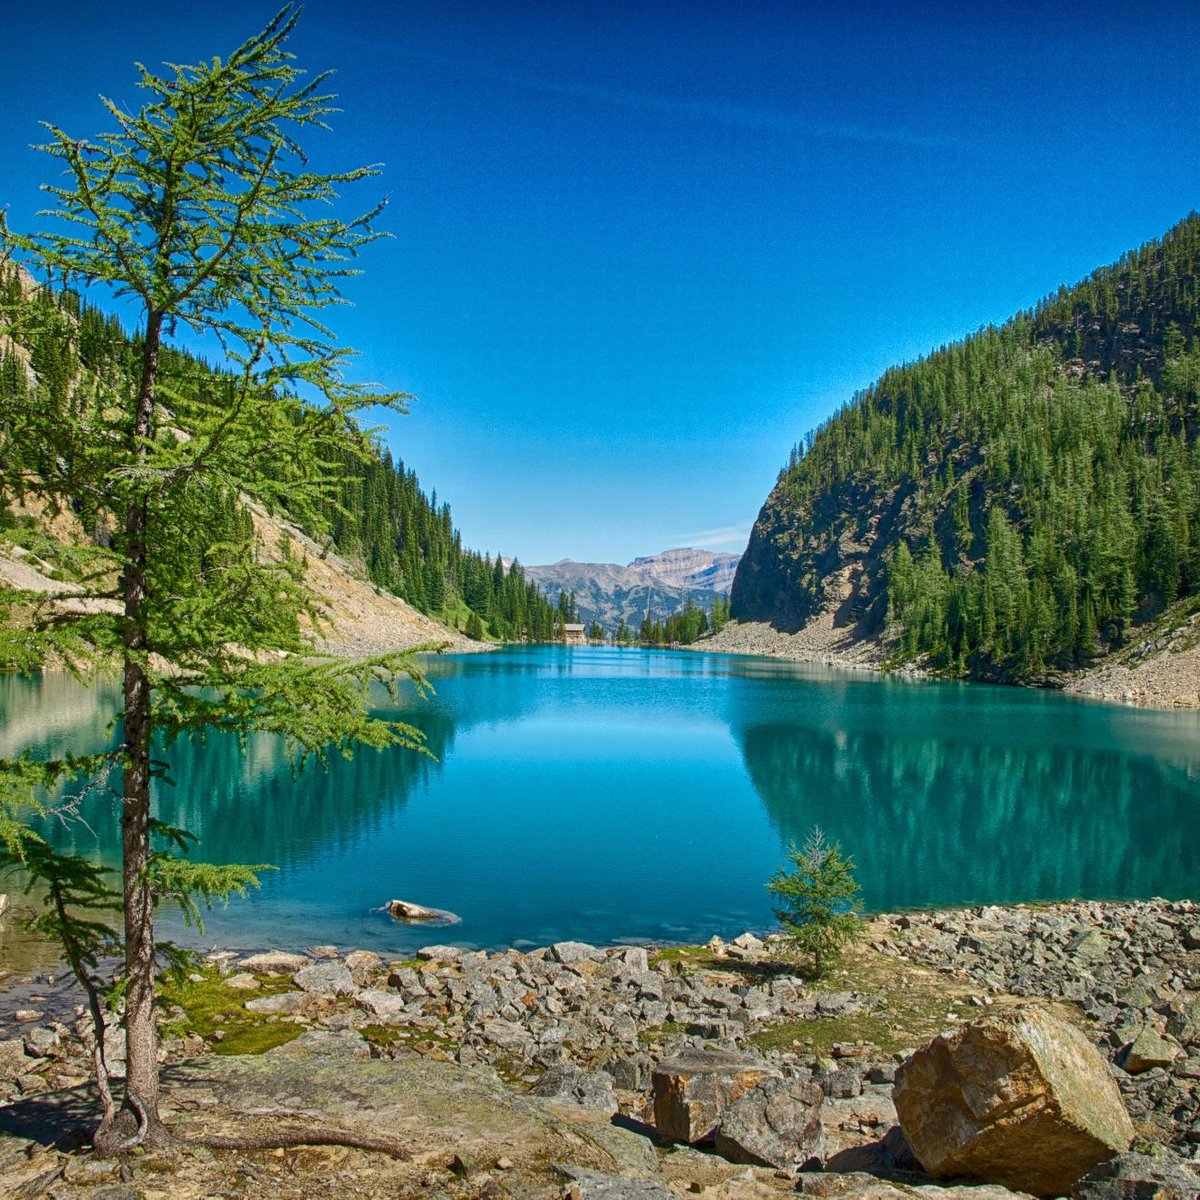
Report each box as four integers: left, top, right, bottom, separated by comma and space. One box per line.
711, 1075, 825, 1169
894, 1007, 1134, 1196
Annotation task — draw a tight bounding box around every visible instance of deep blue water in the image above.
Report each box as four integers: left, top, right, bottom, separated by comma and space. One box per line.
3, 646, 1198, 954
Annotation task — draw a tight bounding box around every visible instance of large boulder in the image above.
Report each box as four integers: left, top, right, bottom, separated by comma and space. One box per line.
651, 1048, 777, 1144
711, 1075, 824, 1170
894, 1007, 1134, 1196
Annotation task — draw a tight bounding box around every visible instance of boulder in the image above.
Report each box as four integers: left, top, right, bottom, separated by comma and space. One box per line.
894, 1007, 1134, 1196
387, 899, 460, 923
614, 945, 649, 973
1117, 1026, 1180, 1073
711, 1075, 824, 1170
344, 949, 382, 986
23, 1027, 60, 1058
550, 941, 602, 965
0, 1038, 30, 1081
1071, 1150, 1200, 1199
353, 989, 409, 1021
293, 961, 356, 997
651, 1048, 777, 1144
238, 950, 310, 976
416, 944, 463, 962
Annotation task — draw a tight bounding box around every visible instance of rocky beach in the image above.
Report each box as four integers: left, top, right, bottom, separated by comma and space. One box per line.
1, 898, 1198, 1198
701, 617, 1200, 710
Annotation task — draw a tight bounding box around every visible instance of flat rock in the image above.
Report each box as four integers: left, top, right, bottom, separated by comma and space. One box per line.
354, 988, 409, 1020
797, 1173, 1035, 1198
894, 1006, 1135, 1196
1071, 1150, 1200, 1199
224, 973, 260, 990
652, 1048, 777, 1144
271, 1029, 370, 1061
238, 950, 310, 976
558, 1167, 676, 1199
529, 1063, 617, 1114
550, 941, 602, 965
711, 1075, 824, 1170
293, 961, 356, 997
243, 991, 313, 1016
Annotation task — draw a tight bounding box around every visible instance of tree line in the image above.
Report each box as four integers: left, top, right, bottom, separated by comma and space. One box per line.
755, 213, 1200, 678
0, 267, 560, 644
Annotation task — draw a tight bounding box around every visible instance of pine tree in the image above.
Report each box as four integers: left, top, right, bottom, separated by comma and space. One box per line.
767, 828, 863, 978
0, 9, 424, 1151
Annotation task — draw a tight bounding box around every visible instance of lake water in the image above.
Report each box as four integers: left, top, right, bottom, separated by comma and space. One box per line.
3, 646, 1199, 955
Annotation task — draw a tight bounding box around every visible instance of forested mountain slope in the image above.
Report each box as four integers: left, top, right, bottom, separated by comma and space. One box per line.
0, 266, 554, 646
731, 214, 1200, 684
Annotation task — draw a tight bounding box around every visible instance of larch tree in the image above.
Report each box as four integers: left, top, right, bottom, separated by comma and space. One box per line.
767, 827, 863, 978
0, 7, 430, 1152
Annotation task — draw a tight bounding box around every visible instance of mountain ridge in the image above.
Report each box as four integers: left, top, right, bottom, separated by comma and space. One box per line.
524, 547, 740, 632
728, 211, 1200, 701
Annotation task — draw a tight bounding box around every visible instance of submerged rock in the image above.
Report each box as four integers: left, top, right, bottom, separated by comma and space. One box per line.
894, 1006, 1134, 1196
386, 899, 461, 923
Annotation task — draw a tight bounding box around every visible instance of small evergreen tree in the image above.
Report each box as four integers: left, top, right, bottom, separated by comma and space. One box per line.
767, 827, 862, 977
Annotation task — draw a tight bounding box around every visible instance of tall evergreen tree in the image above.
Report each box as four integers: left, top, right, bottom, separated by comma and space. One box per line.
0, 9, 424, 1151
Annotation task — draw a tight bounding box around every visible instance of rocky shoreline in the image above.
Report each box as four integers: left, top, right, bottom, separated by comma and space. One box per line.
1, 897, 1198, 1197
700, 618, 1200, 710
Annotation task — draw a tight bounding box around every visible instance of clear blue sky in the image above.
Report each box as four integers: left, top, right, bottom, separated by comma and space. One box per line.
4, 1, 1199, 565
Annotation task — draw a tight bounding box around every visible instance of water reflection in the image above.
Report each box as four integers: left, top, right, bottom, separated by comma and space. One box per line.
727, 669, 1200, 910
3, 653, 1199, 951
0, 672, 456, 873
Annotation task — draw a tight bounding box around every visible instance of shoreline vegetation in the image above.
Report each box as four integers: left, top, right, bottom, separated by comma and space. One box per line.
1, 895, 1197, 1196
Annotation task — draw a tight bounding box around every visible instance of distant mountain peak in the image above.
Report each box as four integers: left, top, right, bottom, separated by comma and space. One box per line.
523, 546, 742, 632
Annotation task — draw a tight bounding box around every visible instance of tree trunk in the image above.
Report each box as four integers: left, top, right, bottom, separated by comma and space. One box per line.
111, 312, 171, 1149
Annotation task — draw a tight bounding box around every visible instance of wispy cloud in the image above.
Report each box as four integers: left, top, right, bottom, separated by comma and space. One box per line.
400, 50, 965, 152
674, 522, 754, 550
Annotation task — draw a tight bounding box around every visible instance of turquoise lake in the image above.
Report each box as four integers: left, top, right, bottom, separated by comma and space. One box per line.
3, 645, 1199, 954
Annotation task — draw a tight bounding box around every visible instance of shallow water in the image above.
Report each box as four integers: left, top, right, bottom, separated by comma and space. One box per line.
3, 646, 1198, 955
